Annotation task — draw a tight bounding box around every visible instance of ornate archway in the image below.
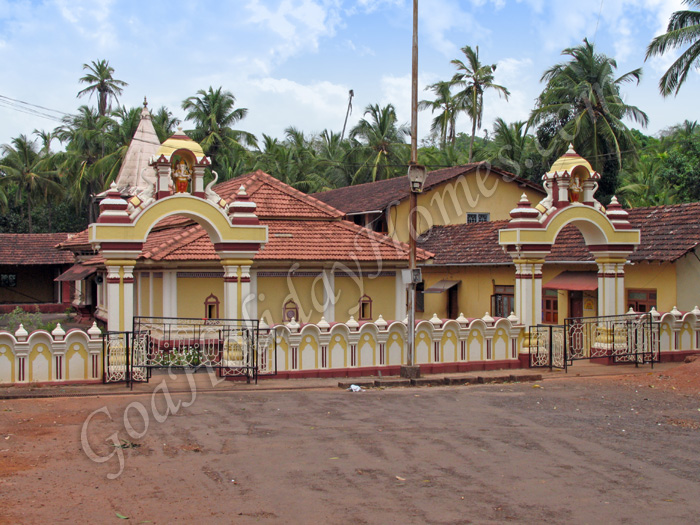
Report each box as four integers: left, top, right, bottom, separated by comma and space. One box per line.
89, 131, 267, 331
498, 145, 640, 327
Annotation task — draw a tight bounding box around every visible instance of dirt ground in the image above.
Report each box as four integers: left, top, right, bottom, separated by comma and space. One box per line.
2, 363, 700, 524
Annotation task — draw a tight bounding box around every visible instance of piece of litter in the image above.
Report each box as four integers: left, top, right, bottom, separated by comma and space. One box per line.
396, 476, 406, 481
347, 384, 364, 392
329, 457, 339, 460
532, 384, 541, 388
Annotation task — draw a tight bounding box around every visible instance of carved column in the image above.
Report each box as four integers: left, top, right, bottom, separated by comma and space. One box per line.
105, 261, 137, 332
223, 265, 239, 320
514, 259, 545, 328
595, 257, 627, 317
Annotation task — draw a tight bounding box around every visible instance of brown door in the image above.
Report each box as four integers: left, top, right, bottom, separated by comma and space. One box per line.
447, 285, 459, 319
569, 291, 583, 319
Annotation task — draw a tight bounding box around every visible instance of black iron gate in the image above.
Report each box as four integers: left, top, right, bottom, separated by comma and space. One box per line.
103, 317, 277, 387
529, 313, 660, 371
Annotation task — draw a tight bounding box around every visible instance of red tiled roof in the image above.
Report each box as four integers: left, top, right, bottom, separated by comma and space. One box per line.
314, 163, 544, 214
420, 202, 700, 265
215, 170, 344, 219
626, 202, 700, 262
0, 233, 75, 265
145, 219, 432, 263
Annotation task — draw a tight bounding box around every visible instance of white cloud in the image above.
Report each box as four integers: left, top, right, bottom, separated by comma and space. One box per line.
420, 0, 488, 57
244, 0, 343, 60
54, 0, 116, 48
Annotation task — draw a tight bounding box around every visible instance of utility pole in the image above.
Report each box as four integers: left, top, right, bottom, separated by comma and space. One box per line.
401, 0, 425, 379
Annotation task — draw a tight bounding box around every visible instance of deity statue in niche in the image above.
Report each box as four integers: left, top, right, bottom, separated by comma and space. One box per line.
568, 173, 582, 202
172, 158, 191, 193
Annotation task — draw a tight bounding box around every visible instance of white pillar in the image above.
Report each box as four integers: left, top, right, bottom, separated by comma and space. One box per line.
395, 270, 407, 321
240, 265, 252, 321
123, 265, 135, 332
106, 265, 121, 332
162, 270, 177, 317
514, 260, 544, 327
322, 268, 335, 322
223, 265, 239, 319
248, 268, 258, 321
596, 259, 627, 317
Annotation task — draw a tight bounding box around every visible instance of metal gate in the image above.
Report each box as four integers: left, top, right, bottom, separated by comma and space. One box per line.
103, 317, 277, 387
530, 313, 660, 371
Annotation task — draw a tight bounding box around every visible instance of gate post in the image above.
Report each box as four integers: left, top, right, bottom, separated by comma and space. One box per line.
105, 260, 137, 332
594, 256, 628, 316
222, 263, 239, 319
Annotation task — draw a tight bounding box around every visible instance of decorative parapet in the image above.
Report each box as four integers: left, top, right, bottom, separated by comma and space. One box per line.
0, 325, 103, 384
269, 313, 525, 373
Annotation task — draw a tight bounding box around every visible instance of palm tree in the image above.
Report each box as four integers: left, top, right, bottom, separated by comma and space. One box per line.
182, 87, 257, 174
77, 59, 128, 116
0, 134, 62, 233
487, 118, 531, 177
54, 105, 114, 222
618, 156, 677, 207
349, 103, 409, 184
418, 81, 464, 148
646, 0, 700, 96
151, 106, 181, 142
529, 39, 648, 199
451, 45, 510, 162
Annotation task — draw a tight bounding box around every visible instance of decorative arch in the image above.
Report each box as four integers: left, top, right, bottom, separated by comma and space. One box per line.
498, 146, 641, 328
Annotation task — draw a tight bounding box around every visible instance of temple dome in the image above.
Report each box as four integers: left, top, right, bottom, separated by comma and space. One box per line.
157, 129, 205, 159
547, 144, 596, 178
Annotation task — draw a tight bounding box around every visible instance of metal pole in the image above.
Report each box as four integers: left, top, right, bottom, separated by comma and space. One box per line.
406, 0, 419, 373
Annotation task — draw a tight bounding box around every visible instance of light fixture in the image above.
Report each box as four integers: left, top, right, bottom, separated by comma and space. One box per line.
408, 162, 427, 193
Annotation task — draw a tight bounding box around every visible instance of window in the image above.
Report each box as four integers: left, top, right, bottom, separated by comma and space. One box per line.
283, 300, 299, 322
491, 285, 514, 318
543, 289, 558, 324
204, 294, 219, 319
416, 282, 425, 312
358, 295, 372, 320
467, 213, 490, 224
0, 274, 16, 287
627, 289, 656, 313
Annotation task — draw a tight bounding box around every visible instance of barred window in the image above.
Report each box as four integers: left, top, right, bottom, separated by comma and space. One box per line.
467, 213, 490, 224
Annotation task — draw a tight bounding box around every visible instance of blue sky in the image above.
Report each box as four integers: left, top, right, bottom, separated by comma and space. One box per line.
0, 0, 696, 148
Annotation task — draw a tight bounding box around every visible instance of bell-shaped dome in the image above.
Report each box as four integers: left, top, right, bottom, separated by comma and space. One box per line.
547, 144, 596, 178
156, 128, 205, 159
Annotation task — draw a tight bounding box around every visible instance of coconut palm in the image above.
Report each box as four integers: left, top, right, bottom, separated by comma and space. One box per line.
77, 59, 128, 116
0, 134, 62, 233
182, 87, 257, 174
529, 39, 648, 199
646, 0, 700, 96
486, 118, 531, 177
418, 81, 464, 148
618, 156, 677, 207
349, 103, 409, 184
451, 45, 510, 162
54, 105, 113, 221
151, 106, 181, 142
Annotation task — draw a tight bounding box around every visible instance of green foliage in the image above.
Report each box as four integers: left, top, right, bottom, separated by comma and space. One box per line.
529, 38, 648, 203
646, 0, 700, 96
0, 307, 57, 333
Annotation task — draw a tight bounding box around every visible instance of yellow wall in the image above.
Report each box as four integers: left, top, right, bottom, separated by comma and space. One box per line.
177, 277, 224, 318
625, 262, 677, 312
676, 250, 700, 311
335, 275, 395, 321
388, 171, 544, 243
152, 275, 163, 317
421, 266, 516, 319
258, 276, 321, 325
